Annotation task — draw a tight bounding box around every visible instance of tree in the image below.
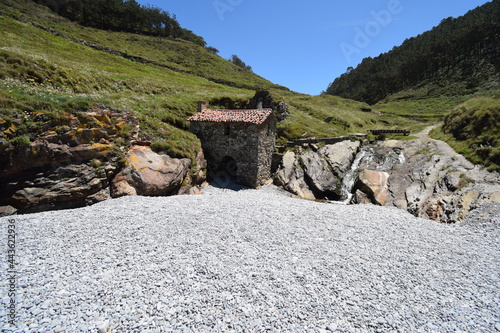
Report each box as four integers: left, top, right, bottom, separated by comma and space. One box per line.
324, 0, 500, 104
31, 0, 207, 46
205, 46, 219, 55
229, 54, 252, 71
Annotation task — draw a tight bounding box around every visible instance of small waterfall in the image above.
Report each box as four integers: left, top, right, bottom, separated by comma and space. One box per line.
398, 150, 406, 164
339, 149, 367, 203
337, 144, 406, 204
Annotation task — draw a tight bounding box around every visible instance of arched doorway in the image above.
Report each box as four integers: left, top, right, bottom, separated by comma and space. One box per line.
210, 156, 238, 188
220, 156, 238, 178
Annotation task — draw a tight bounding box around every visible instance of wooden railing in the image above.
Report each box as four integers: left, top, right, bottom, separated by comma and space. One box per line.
285, 135, 365, 147
368, 129, 410, 136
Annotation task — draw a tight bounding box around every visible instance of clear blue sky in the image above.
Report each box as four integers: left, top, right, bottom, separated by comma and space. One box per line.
136, 0, 491, 95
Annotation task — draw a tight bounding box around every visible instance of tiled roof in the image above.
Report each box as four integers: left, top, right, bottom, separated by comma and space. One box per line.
188, 108, 273, 125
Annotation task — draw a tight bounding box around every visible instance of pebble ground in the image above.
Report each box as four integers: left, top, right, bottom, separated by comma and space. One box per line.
1, 186, 499, 332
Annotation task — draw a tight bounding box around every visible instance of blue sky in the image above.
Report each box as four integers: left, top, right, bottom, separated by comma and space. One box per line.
136, 0, 491, 95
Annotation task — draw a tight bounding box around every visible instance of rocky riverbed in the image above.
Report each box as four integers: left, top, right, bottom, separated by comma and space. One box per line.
1, 185, 499, 332
274, 130, 500, 223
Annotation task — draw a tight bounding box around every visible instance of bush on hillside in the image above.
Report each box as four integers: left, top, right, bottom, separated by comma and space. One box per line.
442, 97, 500, 170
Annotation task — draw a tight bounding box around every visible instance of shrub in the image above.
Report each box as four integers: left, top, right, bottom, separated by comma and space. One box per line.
439, 97, 500, 171
150, 139, 174, 154
9, 136, 31, 150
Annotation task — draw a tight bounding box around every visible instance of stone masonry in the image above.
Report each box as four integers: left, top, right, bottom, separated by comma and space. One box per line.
189, 101, 276, 188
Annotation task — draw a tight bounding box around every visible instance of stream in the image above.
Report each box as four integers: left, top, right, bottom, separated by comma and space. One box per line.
338, 143, 405, 204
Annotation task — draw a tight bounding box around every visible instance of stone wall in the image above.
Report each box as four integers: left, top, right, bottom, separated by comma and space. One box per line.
256, 117, 276, 185
190, 116, 276, 188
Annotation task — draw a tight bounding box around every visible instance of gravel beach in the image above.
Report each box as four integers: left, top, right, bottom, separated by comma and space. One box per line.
1, 185, 499, 332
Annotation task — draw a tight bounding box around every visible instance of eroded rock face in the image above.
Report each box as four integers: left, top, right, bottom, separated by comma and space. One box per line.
0, 140, 119, 214
1, 142, 114, 178
300, 151, 338, 196
318, 140, 360, 177
110, 146, 190, 198
274, 137, 499, 223
356, 169, 390, 206
0, 107, 203, 215
352, 139, 500, 223
8, 163, 110, 214
274, 140, 361, 200
274, 151, 316, 200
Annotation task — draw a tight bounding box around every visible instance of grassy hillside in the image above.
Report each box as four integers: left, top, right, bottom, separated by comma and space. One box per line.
0, 0, 434, 167
430, 96, 500, 171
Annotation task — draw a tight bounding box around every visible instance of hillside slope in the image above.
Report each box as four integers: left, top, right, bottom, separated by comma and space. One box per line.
0, 0, 410, 162
325, 0, 500, 105
430, 96, 500, 171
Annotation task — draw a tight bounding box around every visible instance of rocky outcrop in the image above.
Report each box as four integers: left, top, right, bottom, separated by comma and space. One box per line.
274, 151, 316, 200
0, 140, 118, 214
274, 135, 499, 223
362, 140, 499, 222
178, 150, 207, 195
300, 151, 338, 196
318, 140, 361, 177
384, 139, 499, 223
0, 106, 201, 215
274, 140, 360, 200
9, 163, 110, 213
0, 141, 114, 178
110, 146, 191, 198
344, 138, 500, 222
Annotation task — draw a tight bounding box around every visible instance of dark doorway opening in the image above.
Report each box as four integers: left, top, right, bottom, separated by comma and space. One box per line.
209, 156, 242, 189
220, 156, 238, 178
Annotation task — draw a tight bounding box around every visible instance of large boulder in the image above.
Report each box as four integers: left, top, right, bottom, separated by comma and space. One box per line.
300, 151, 338, 197
274, 151, 315, 200
318, 140, 360, 177
274, 151, 296, 187
356, 169, 390, 206
9, 163, 109, 213
111, 146, 190, 197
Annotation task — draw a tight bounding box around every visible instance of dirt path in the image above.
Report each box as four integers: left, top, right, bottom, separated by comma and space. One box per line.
413, 124, 494, 181
415, 123, 475, 168
414, 123, 441, 139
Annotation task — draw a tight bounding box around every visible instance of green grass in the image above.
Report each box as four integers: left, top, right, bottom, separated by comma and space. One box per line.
372, 86, 499, 131
430, 97, 500, 171
373, 96, 469, 128
9, 135, 31, 149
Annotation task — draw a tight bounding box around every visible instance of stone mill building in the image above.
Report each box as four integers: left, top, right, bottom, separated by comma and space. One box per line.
188, 101, 276, 188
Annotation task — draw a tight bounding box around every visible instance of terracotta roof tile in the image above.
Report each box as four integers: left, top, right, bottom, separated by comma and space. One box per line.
188, 108, 273, 125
